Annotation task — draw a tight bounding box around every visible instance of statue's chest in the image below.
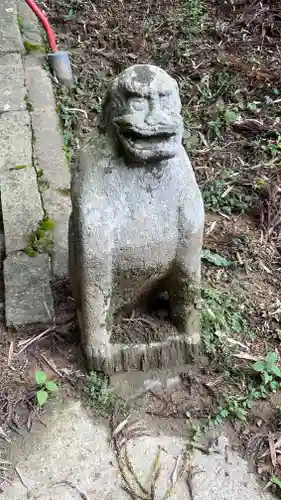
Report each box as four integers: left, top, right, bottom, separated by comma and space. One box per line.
103, 166, 180, 249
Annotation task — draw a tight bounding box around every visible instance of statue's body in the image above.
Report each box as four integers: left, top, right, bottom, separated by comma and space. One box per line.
69, 64, 204, 373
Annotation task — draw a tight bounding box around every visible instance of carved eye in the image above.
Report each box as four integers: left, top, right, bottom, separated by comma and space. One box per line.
160, 95, 174, 110
129, 98, 147, 112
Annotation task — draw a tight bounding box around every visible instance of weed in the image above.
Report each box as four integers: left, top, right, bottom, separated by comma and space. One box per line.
24, 94, 33, 112
201, 249, 233, 268
201, 286, 248, 356
57, 105, 75, 166
185, 0, 206, 31
85, 372, 116, 415
18, 15, 32, 34
212, 396, 247, 426
252, 352, 281, 393
188, 421, 205, 441
203, 178, 258, 215
260, 135, 281, 156
24, 40, 45, 54
24, 216, 55, 256
9, 165, 28, 171
17, 15, 24, 33
271, 475, 281, 489
35, 370, 59, 407
198, 71, 241, 106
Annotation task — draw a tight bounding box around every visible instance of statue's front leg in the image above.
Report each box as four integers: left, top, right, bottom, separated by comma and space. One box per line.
169, 204, 204, 344
76, 243, 114, 372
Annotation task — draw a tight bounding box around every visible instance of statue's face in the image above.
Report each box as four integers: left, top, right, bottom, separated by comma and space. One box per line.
108, 65, 183, 162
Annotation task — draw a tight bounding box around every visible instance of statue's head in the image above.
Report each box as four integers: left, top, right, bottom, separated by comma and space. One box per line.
100, 64, 184, 163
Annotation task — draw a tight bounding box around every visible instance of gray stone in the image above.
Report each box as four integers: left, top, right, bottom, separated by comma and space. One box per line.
69, 64, 204, 373
23, 56, 71, 277
24, 56, 56, 112
30, 104, 71, 277
31, 108, 70, 189
0, 111, 32, 173
0, 110, 43, 254
42, 188, 71, 278
0, 0, 24, 54
4, 252, 54, 326
1, 400, 275, 500
0, 53, 26, 111
1, 166, 44, 254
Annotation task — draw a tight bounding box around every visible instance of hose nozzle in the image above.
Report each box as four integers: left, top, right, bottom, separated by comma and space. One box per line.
48, 51, 73, 89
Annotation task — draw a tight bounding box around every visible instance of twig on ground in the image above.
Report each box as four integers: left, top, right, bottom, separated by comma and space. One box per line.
16, 327, 55, 356
53, 480, 89, 500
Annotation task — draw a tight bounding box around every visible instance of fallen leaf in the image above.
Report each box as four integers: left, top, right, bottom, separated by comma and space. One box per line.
201, 249, 233, 267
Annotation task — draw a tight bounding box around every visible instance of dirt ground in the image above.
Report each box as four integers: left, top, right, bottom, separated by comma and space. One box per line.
1, 0, 281, 495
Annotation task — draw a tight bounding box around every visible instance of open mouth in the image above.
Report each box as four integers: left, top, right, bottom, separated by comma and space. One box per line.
118, 127, 176, 149
121, 129, 174, 141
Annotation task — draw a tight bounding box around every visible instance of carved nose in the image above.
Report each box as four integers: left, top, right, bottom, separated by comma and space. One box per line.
145, 105, 170, 127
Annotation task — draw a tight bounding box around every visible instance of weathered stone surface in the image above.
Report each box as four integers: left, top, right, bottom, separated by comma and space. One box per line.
24, 56, 71, 276
0, 111, 31, 172
30, 105, 71, 277
1, 400, 275, 500
0, 53, 26, 111
69, 64, 204, 373
4, 252, 54, 326
1, 167, 44, 254
18, 0, 42, 46
24, 56, 56, 111
42, 188, 71, 277
0, 111, 43, 253
0, 0, 24, 53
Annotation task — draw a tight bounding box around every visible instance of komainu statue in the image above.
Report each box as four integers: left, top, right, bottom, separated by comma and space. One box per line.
69, 64, 204, 373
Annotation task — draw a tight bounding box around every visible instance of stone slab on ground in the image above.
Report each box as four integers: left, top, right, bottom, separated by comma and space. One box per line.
0, 53, 26, 111
0, 111, 31, 173
4, 252, 54, 326
18, 0, 42, 46
1, 400, 275, 500
1, 166, 43, 254
24, 56, 71, 278
0, 0, 24, 54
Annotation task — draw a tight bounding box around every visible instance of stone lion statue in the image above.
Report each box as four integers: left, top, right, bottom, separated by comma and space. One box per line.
69, 64, 204, 373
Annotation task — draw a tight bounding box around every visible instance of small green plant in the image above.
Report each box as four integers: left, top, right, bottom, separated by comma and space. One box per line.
24, 216, 55, 256
35, 370, 59, 407
24, 41, 45, 54
85, 372, 116, 415
213, 396, 247, 426
261, 135, 281, 156
201, 286, 248, 356
271, 475, 281, 489
185, 0, 205, 28
188, 421, 205, 441
24, 94, 33, 112
203, 178, 258, 215
252, 352, 281, 392
201, 249, 233, 267
9, 164, 28, 171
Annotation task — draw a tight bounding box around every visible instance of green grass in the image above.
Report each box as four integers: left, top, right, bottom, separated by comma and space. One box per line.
84, 372, 117, 415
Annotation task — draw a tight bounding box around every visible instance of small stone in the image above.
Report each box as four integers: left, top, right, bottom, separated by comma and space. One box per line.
4, 252, 54, 326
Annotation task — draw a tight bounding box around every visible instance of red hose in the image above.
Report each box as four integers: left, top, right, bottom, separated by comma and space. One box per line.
24, 0, 58, 52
